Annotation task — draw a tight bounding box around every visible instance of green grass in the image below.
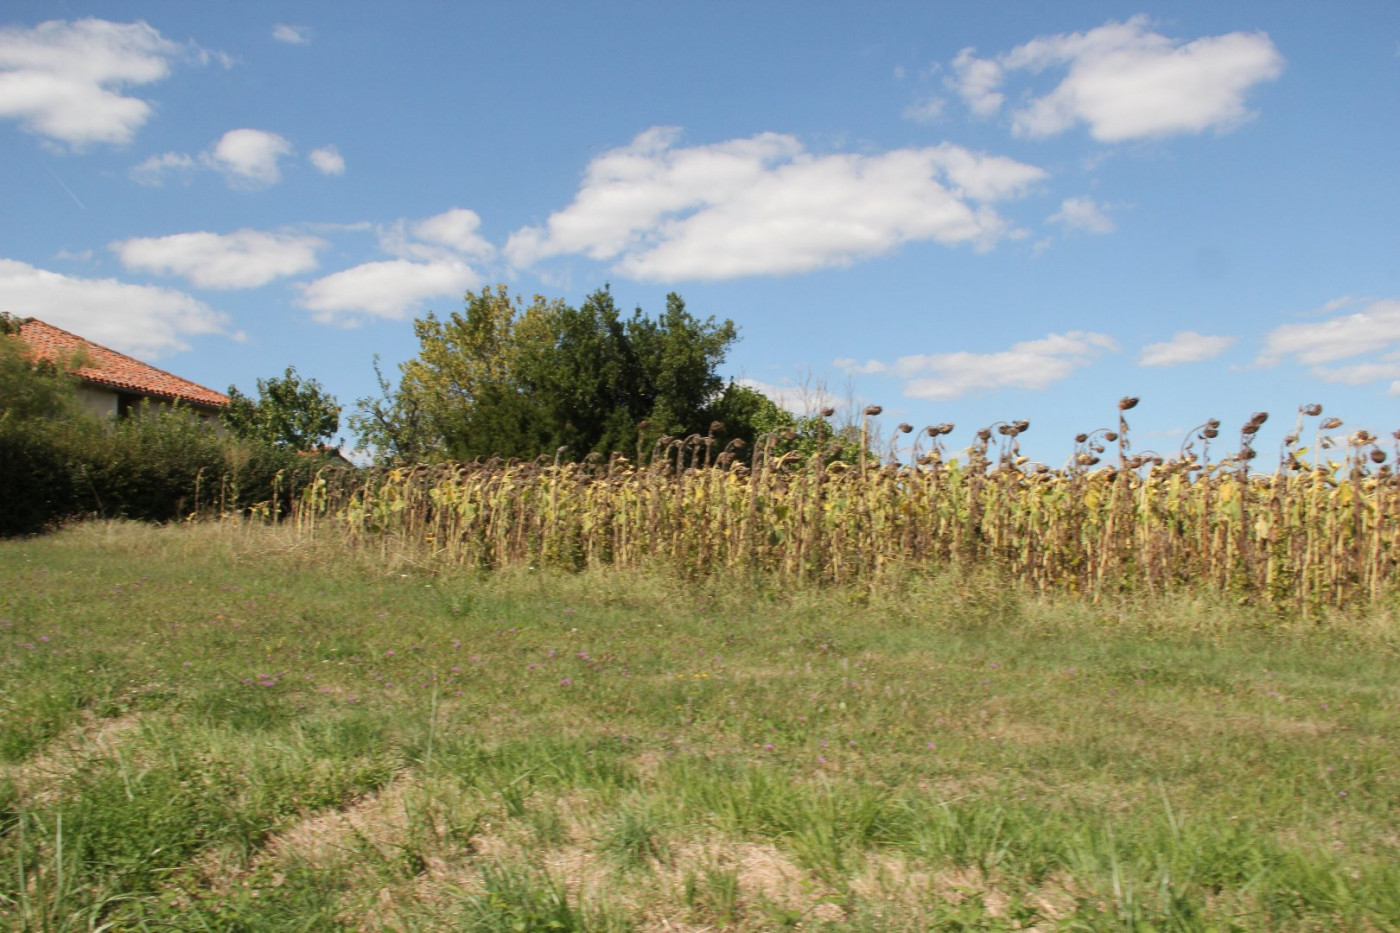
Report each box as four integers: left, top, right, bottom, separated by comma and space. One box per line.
1, 520, 1398, 930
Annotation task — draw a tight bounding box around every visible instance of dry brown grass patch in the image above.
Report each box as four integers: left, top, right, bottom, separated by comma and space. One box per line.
1, 710, 143, 806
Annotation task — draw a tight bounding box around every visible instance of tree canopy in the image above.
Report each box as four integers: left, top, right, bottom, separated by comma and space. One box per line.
352, 286, 791, 464
223, 366, 341, 451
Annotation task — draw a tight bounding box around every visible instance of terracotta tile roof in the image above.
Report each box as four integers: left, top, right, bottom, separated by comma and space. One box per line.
14, 317, 229, 410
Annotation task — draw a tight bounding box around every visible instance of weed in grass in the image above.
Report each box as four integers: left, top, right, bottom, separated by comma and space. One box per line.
599, 798, 668, 872
526, 799, 568, 848
680, 862, 739, 924
456, 863, 590, 932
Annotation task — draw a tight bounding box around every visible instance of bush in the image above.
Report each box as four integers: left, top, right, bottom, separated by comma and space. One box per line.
0, 402, 345, 535
0, 417, 80, 536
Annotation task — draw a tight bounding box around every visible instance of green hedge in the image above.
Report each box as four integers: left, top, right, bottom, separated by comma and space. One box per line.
0, 405, 344, 537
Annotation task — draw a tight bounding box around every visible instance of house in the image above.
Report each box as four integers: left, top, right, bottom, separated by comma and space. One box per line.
11, 317, 228, 427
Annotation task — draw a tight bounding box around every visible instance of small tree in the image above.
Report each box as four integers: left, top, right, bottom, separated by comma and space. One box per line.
348, 355, 441, 465
223, 366, 341, 451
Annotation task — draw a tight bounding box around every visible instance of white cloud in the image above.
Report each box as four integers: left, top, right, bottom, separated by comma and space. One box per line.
948, 47, 1005, 117
0, 258, 229, 357
850, 331, 1117, 401
132, 128, 295, 188
371, 208, 496, 267
738, 378, 843, 416
308, 145, 345, 175
1050, 196, 1116, 234
111, 229, 325, 289
1259, 299, 1400, 367
207, 128, 292, 186
0, 18, 194, 148
951, 16, 1284, 142
292, 208, 491, 324
902, 94, 946, 124
410, 209, 493, 259
1310, 361, 1400, 386
272, 24, 311, 45
295, 259, 478, 324
505, 127, 1046, 280
832, 358, 888, 375
1139, 331, 1237, 366
1317, 295, 1360, 315
129, 150, 197, 185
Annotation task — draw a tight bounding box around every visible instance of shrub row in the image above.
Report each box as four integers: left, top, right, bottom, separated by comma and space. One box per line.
0, 404, 338, 537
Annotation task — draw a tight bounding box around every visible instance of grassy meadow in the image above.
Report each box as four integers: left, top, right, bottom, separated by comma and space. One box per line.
2, 520, 1399, 930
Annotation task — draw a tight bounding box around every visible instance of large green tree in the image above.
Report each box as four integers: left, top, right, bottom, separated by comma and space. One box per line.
353, 285, 786, 464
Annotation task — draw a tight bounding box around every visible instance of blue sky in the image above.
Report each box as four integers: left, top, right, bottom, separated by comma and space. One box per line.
2, 2, 1397, 463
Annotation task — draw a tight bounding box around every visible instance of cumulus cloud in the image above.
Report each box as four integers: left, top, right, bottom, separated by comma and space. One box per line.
841, 331, 1117, 401
408, 208, 493, 259
132, 128, 299, 188
505, 127, 1046, 281
1139, 330, 1237, 366
948, 48, 1005, 117
308, 145, 345, 175
1050, 196, 1116, 234
0, 18, 205, 148
206, 128, 292, 186
369, 208, 496, 268
272, 24, 311, 45
950, 16, 1284, 142
293, 208, 492, 324
1257, 299, 1400, 391
111, 229, 325, 289
296, 259, 478, 324
0, 258, 230, 357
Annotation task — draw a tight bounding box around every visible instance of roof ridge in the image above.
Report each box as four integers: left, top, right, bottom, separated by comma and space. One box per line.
15, 317, 229, 409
